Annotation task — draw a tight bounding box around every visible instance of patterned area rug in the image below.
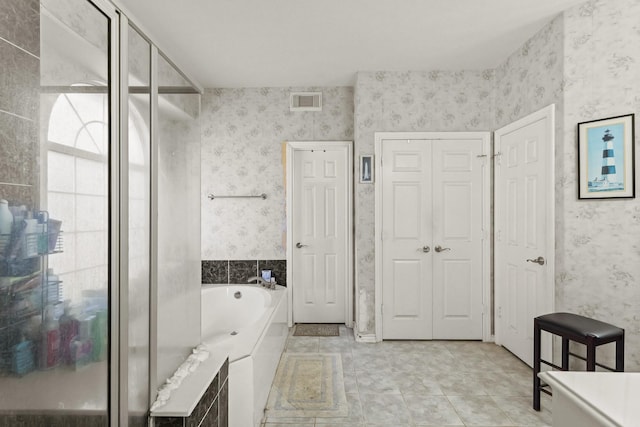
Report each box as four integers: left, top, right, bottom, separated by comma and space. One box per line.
265, 353, 348, 418
293, 323, 340, 337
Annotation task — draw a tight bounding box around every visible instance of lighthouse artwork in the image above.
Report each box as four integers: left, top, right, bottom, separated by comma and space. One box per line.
588, 128, 624, 191
578, 113, 635, 199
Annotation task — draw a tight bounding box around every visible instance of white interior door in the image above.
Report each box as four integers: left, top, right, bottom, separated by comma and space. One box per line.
381, 140, 433, 339
380, 135, 487, 340
495, 105, 555, 366
432, 140, 485, 339
291, 146, 348, 323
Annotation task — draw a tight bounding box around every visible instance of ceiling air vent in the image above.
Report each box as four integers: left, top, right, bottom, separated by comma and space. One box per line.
290, 92, 322, 111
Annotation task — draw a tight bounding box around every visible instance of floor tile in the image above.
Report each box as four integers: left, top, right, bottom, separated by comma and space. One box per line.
395, 372, 443, 396
434, 372, 488, 396
356, 369, 401, 394
359, 393, 410, 424
447, 395, 513, 426
492, 396, 553, 426
404, 395, 464, 425
264, 331, 546, 427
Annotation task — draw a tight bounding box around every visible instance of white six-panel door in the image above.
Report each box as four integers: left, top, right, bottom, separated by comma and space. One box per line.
495, 106, 555, 366
379, 135, 488, 340
291, 146, 348, 323
432, 140, 485, 339
381, 140, 434, 338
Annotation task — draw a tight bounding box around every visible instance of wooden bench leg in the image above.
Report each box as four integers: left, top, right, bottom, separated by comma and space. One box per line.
586, 336, 596, 371
533, 320, 541, 411
616, 333, 624, 372
562, 338, 569, 370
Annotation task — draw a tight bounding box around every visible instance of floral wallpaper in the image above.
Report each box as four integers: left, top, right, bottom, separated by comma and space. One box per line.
494, 15, 565, 130
354, 70, 495, 335
200, 87, 354, 260
557, 0, 640, 371
200, 0, 640, 370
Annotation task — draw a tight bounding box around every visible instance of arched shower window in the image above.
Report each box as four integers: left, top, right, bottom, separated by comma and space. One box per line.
46, 83, 148, 302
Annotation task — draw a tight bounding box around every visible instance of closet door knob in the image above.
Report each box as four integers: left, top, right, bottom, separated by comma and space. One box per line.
422, 246, 430, 253
296, 242, 308, 249
526, 256, 545, 266
434, 245, 450, 253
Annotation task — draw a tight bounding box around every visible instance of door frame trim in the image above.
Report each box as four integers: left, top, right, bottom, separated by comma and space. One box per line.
494, 104, 556, 352
374, 132, 492, 342
286, 140, 354, 328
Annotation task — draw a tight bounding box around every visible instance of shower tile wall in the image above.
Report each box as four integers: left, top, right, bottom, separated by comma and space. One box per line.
0, 0, 40, 207
202, 259, 287, 286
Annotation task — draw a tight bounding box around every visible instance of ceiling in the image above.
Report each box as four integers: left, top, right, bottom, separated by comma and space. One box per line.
115, 0, 586, 89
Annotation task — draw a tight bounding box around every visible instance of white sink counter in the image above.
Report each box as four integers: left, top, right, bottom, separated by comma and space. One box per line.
539, 371, 640, 427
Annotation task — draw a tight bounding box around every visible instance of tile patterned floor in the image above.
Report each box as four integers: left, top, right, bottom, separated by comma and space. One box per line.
262, 325, 552, 427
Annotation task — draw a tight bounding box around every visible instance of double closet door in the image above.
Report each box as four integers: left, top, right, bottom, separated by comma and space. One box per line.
380, 136, 488, 340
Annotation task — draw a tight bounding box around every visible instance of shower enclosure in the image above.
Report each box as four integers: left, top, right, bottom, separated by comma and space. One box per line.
0, 0, 201, 425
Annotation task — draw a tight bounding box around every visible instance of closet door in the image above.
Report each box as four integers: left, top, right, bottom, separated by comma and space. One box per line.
432, 140, 485, 339
381, 140, 433, 339
379, 135, 487, 340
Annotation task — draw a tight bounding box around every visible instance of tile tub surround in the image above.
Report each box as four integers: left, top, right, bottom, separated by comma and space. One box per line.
154, 358, 229, 427
0, 0, 40, 209
202, 259, 287, 286
262, 327, 553, 426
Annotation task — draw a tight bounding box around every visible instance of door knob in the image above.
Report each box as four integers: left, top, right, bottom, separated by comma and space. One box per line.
526, 256, 545, 265
295, 242, 308, 249
434, 245, 450, 253
422, 246, 430, 253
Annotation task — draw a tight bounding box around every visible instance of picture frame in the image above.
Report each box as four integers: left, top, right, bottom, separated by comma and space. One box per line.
577, 113, 635, 199
360, 155, 374, 183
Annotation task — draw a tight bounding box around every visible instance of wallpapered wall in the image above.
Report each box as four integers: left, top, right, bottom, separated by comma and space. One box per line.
557, 0, 640, 370
200, 87, 354, 260
354, 71, 496, 334
200, 0, 640, 370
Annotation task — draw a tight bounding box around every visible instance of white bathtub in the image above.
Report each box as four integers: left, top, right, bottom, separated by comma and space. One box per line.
201, 284, 288, 427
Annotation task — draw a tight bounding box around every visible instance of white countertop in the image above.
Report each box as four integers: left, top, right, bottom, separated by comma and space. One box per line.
539, 371, 640, 427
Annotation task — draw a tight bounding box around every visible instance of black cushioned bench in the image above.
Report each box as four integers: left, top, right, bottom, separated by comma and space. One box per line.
533, 312, 624, 411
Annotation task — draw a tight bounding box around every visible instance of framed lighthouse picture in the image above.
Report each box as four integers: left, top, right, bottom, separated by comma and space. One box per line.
578, 114, 635, 199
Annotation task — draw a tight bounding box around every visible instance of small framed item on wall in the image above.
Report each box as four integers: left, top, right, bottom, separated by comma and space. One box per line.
360, 155, 374, 183
578, 113, 635, 199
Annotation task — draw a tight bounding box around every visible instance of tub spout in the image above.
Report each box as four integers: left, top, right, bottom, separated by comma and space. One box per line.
247, 276, 267, 286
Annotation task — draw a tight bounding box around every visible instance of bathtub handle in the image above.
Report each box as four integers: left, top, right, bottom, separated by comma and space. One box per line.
295, 242, 308, 249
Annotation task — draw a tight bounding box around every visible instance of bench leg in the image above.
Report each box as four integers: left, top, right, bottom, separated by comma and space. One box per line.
586, 337, 596, 371
533, 320, 541, 411
562, 338, 569, 370
616, 334, 624, 372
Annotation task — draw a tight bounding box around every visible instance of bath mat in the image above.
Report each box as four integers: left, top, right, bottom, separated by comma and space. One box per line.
265, 353, 348, 418
293, 323, 340, 337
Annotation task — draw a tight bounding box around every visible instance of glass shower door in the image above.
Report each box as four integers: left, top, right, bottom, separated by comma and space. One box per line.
0, 0, 113, 424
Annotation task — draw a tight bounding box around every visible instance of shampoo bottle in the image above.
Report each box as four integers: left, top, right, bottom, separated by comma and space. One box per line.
59, 302, 79, 364
40, 305, 60, 369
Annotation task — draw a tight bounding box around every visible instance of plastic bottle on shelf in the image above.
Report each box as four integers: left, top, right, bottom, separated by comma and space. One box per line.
40, 305, 60, 369
59, 301, 79, 365
71, 312, 94, 369
0, 199, 13, 254
11, 336, 35, 375
46, 268, 60, 305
